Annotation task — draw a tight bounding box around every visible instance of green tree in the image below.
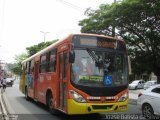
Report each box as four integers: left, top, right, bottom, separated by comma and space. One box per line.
9, 53, 28, 75
79, 0, 160, 83
10, 40, 58, 75
26, 40, 58, 57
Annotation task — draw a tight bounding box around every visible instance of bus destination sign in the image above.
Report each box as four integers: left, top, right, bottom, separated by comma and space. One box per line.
80, 37, 117, 49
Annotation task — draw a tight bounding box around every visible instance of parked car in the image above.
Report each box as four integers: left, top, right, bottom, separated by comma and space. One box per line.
129, 80, 145, 89
137, 84, 160, 119
5, 77, 15, 87
144, 80, 157, 90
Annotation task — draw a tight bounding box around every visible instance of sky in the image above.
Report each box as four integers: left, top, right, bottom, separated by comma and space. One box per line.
0, 0, 113, 63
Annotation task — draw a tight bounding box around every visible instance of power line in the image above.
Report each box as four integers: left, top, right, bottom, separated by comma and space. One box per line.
55, 0, 85, 12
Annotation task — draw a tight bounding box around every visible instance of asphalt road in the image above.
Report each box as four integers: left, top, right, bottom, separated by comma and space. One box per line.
3, 81, 143, 120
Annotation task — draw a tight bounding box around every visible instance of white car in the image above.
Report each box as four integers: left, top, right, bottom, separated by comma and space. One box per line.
5, 77, 15, 87
137, 84, 160, 119
144, 80, 157, 90
129, 80, 145, 89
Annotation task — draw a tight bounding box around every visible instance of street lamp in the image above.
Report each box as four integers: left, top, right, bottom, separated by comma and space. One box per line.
40, 31, 50, 42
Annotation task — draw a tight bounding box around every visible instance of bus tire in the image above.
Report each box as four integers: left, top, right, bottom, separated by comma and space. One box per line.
25, 86, 29, 100
47, 93, 58, 114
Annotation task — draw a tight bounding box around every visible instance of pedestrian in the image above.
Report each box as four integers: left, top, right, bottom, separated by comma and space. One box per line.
2, 77, 6, 92
0, 77, 2, 89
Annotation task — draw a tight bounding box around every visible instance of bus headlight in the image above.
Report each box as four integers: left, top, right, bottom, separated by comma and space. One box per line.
69, 90, 86, 103
118, 92, 128, 102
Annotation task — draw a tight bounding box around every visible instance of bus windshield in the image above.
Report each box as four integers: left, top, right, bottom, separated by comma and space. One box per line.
71, 49, 128, 87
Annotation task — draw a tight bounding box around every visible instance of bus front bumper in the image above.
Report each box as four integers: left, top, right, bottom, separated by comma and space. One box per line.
67, 99, 128, 115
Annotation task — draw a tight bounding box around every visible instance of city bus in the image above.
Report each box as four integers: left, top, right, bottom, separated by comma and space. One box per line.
20, 33, 129, 115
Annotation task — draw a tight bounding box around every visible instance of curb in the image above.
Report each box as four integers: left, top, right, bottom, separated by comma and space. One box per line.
2, 92, 15, 114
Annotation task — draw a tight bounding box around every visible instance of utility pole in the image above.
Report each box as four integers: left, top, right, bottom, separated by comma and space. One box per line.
40, 31, 50, 42
112, 0, 116, 37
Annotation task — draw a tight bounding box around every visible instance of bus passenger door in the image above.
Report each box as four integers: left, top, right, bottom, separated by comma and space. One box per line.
59, 52, 68, 111
34, 61, 39, 100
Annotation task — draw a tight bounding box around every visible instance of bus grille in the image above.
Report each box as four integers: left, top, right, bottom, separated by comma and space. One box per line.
88, 98, 116, 102
92, 105, 113, 110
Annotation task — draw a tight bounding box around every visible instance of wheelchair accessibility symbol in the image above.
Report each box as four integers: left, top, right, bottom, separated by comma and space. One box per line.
104, 75, 112, 86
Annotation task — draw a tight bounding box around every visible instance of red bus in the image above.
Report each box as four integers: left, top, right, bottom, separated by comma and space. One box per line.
20, 33, 129, 115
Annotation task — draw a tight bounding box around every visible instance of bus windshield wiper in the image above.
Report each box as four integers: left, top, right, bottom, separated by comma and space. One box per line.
86, 48, 103, 69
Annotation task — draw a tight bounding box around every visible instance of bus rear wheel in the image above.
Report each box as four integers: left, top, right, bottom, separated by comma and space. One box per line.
25, 87, 29, 100
47, 93, 58, 114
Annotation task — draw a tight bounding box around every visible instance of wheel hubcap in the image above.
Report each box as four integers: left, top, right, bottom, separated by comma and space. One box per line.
143, 105, 152, 118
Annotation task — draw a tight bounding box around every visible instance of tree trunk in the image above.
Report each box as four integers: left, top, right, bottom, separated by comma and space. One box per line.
157, 75, 160, 84
154, 71, 160, 84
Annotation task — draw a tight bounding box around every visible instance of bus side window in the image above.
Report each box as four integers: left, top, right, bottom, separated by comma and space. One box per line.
40, 54, 47, 73
30, 59, 34, 73
28, 60, 33, 74
48, 49, 57, 72
25, 62, 27, 74
26, 61, 30, 74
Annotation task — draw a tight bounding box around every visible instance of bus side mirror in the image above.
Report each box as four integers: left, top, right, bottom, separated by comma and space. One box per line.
69, 51, 75, 63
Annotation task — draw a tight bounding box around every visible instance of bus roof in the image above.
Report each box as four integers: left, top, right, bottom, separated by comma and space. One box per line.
21, 33, 124, 64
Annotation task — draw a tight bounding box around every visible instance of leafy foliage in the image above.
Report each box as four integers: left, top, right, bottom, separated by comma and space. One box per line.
79, 0, 160, 82
7, 53, 28, 75
10, 40, 58, 75
26, 40, 58, 57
